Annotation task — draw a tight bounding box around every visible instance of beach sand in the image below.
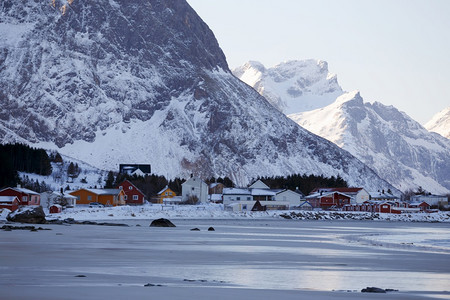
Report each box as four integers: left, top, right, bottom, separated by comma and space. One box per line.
1, 219, 449, 299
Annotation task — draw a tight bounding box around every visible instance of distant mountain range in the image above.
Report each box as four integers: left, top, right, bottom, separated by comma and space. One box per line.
0, 0, 395, 191
234, 61, 450, 193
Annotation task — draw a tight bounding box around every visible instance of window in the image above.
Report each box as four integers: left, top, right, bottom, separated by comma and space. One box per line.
247, 197, 251, 200
87, 195, 92, 201
35, 197, 38, 204
133, 195, 138, 200
237, 197, 240, 200
165, 192, 168, 195
129, 186, 133, 190
124, 195, 128, 200
242, 205, 247, 210
22, 196, 27, 202
192, 187, 194, 191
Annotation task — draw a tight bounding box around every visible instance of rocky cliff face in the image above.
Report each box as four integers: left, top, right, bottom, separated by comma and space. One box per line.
290, 91, 450, 193
0, 0, 394, 191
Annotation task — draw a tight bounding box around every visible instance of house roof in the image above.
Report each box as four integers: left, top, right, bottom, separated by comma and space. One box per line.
45, 191, 77, 199
0, 196, 19, 203
0, 187, 40, 195
311, 187, 364, 195
223, 188, 251, 195
248, 180, 270, 189
73, 188, 122, 195
157, 186, 171, 195
306, 191, 352, 199
251, 189, 276, 196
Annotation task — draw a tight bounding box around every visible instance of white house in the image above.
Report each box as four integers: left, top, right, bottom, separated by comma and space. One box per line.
274, 189, 303, 207
223, 186, 291, 211
248, 180, 270, 190
223, 188, 252, 204
182, 177, 208, 204
40, 191, 77, 209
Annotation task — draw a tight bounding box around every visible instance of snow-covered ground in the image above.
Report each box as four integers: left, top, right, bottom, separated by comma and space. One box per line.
38, 203, 450, 223
1, 218, 449, 300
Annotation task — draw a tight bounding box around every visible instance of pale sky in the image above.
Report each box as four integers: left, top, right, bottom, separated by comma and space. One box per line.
187, 0, 450, 124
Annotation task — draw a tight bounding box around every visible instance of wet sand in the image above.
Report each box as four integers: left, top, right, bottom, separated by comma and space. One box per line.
1, 219, 449, 299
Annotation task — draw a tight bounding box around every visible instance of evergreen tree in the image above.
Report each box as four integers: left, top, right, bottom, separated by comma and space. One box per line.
104, 171, 115, 188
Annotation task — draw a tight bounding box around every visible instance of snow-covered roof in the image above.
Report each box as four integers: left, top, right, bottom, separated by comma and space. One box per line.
306, 191, 352, 199
157, 186, 170, 195
251, 189, 276, 196
45, 191, 77, 199
0, 196, 19, 203
0, 187, 40, 195
223, 188, 251, 195
80, 188, 122, 195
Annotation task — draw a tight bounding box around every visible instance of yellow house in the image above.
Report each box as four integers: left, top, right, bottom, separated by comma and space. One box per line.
70, 188, 126, 206
155, 186, 176, 204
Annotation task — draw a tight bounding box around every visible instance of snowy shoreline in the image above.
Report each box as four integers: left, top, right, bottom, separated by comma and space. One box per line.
36, 203, 450, 223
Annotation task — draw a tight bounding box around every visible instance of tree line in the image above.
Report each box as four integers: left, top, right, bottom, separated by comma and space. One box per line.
252, 174, 348, 195
0, 143, 52, 188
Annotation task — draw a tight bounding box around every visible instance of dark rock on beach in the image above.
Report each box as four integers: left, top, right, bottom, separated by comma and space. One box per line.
150, 218, 176, 227
7, 207, 46, 224
361, 287, 387, 293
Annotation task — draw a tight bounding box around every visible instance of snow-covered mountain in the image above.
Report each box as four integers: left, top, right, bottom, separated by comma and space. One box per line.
424, 107, 450, 139
233, 60, 343, 114
0, 0, 395, 191
290, 91, 450, 193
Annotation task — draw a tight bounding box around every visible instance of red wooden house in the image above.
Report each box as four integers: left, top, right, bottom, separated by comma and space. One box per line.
0, 187, 40, 206
0, 196, 20, 212
117, 180, 146, 205
306, 191, 351, 209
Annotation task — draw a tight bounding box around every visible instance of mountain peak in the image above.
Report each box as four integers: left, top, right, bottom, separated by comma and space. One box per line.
424, 106, 450, 139
335, 90, 363, 106
233, 59, 344, 114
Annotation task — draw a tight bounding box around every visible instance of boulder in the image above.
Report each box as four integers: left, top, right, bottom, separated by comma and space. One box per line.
361, 287, 386, 293
150, 218, 176, 227
7, 206, 46, 224
208, 227, 215, 231
190, 228, 200, 231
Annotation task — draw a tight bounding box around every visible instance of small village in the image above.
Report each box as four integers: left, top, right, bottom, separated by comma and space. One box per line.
0, 164, 448, 216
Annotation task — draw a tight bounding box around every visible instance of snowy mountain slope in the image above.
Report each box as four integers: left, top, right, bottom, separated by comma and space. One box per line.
0, 0, 395, 191
233, 60, 344, 114
424, 107, 450, 139
290, 91, 450, 193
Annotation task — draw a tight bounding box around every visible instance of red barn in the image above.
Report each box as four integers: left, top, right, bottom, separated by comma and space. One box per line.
117, 180, 146, 205
0, 196, 20, 212
0, 187, 40, 206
